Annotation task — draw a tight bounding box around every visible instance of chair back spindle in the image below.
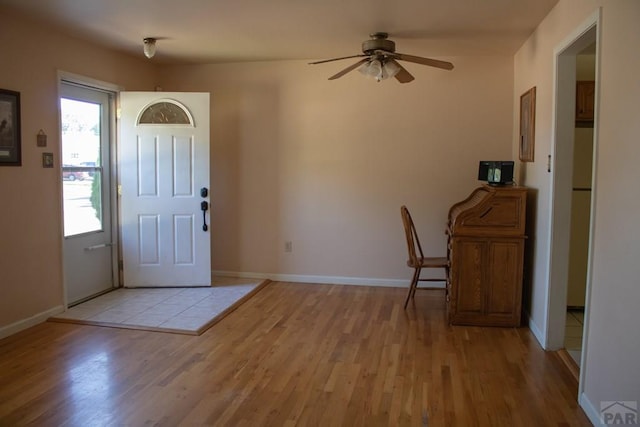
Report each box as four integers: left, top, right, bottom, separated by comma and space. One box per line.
401, 205, 424, 266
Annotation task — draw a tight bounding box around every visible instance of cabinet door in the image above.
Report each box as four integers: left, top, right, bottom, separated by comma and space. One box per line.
576, 81, 595, 121
451, 239, 485, 316
486, 239, 523, 320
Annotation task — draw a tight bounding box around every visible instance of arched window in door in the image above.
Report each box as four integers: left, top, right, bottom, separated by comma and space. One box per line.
137, 100, 193, 125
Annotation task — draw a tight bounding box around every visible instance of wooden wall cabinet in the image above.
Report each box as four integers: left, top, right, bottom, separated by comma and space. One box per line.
447, 185, 527, 327
576, 81, 595, 122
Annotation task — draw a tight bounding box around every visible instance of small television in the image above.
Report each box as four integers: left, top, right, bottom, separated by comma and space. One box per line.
478, 161, 514, 185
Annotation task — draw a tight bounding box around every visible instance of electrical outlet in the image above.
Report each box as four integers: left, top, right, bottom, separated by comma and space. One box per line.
284, 241, 292, 253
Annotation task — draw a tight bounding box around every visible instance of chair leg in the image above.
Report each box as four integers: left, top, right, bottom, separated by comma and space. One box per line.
404, 267, 421, 309
410, 269, 421, 301
444, 266, 450, 300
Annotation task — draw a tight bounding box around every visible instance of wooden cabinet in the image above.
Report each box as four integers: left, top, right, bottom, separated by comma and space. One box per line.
576, 81, 595, 122
447, 185, 527, 327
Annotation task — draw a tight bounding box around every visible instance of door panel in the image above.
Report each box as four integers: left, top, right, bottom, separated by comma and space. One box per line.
486, 240, 522, 315
452, 239, 485, 314
120, 92, 210, 287
61, 82, 115, 304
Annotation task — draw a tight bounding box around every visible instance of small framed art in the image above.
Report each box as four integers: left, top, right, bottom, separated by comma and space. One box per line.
43, 152, 54, 168
519, 86, 536, 162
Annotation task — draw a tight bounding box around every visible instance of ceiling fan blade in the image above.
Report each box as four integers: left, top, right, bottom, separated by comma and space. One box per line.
394, 53, 454, 70
391, 60, 415, 83
309, 54, 367, 65
328, 58, 370, 80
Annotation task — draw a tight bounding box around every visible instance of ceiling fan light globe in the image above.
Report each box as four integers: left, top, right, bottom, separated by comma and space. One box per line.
383, 60, 400, 78
371, 60, 383, 80
358, 59, 385, 81
357, 62, 369, 77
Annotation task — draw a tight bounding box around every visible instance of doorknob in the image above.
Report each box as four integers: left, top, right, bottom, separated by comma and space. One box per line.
200, 188, 209, 231
201, 201, 209, 232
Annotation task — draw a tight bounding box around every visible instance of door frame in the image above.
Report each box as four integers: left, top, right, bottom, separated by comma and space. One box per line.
546, 8, 600, 394
57, 71, 122, 309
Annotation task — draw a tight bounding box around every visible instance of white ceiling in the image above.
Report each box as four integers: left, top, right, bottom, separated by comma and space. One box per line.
1, 0, 558, 64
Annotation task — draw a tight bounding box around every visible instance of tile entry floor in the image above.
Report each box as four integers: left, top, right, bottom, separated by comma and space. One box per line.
50, 276, 266, 334
564, 309, 584, 366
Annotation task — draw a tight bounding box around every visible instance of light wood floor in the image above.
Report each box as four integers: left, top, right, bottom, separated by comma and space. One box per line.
0, 282, 591, 426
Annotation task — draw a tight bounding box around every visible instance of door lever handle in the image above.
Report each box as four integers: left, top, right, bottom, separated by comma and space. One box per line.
84, 242, 113, 252
201, 201, 209, 231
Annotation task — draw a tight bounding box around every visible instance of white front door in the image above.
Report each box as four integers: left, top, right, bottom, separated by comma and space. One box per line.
61, 82, 115, 304
120, 92, 211, 287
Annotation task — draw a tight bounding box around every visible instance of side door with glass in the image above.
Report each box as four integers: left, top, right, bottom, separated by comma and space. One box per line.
60, 82, 115, 304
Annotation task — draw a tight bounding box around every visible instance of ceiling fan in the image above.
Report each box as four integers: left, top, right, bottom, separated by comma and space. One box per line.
309, 32, 454, 83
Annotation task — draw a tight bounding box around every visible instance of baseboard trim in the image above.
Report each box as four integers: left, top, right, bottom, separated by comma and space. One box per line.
212, 270, 446, 289
579, 392, 603, 426
0, 305, 65, 340
556, 348, 580, 382
525, 311, 546, 349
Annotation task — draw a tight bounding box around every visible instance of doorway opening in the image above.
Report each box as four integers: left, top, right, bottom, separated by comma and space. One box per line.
546, 10, 600, 388
563, 42, 596, 368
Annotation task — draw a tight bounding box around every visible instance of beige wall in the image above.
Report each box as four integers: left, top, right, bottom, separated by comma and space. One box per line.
1, 7, 515, 331
0, 8, 157, 330
514, 0, 640, 419
158, 57, 514, 280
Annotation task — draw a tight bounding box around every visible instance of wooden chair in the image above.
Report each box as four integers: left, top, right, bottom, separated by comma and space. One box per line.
400, 205, 450, 309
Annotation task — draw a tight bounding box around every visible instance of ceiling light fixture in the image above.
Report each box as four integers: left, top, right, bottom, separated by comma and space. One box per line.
143, 37, 156, 59
358, 58, 400, 82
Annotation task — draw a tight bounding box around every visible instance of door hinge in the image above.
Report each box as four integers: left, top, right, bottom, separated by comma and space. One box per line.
117, 185, 122, 196
116, 108, 122, 119
118, 260, 124, 271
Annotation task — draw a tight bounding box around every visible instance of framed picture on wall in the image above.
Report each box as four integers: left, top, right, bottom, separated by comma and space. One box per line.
519, 86, 536, 162
0, 88, 22, 166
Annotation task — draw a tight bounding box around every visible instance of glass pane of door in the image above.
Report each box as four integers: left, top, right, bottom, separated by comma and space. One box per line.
61, 98, 103, 237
